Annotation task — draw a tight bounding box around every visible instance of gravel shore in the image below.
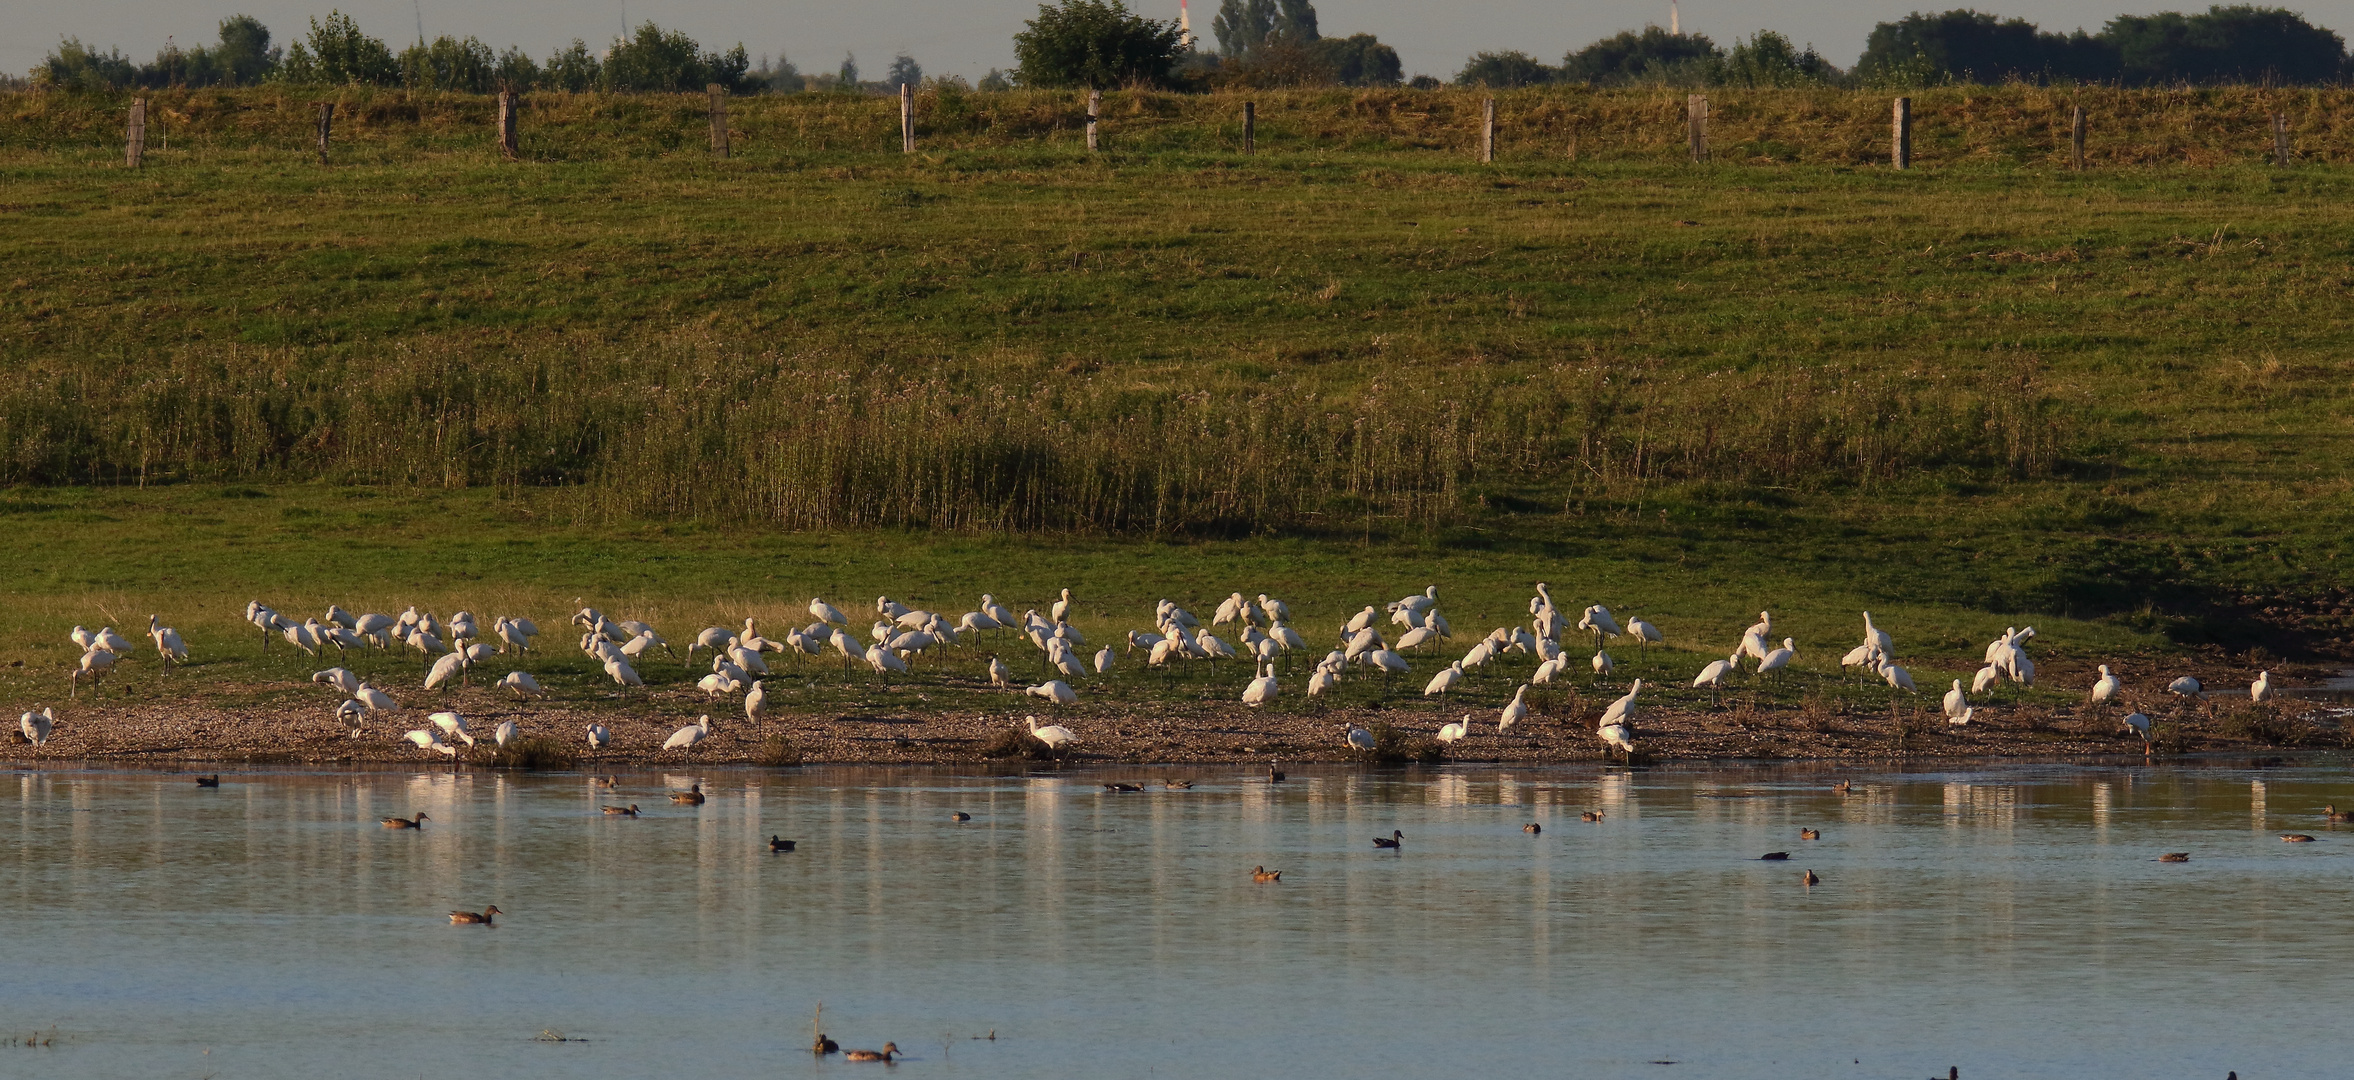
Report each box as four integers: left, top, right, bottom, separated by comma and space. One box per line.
5, 692, 2336, 768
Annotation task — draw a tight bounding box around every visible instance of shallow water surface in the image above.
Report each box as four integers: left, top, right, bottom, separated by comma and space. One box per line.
6, 761, 2349, 1078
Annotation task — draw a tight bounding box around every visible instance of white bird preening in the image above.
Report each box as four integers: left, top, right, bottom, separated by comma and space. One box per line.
402, 728, 457, 758
20, 707, 55, 747
586, 723, 612, 749
809, 598, 849, 627
1345, 725, 1377, 754
2090, 664, 2121, 705
663, 715, 714, 752
1591, 649, 1613, 678
1942, 680, 1972, 725
1026, 680, 1077, 705
2252, 670, 2274, 704
313, 667, 362, 695
1498, 684, 1529, 733
429, 710, 475, 747
1026, 715, 1077, 749
1596, 679, 1642, 755
1242, 664, 1278, 706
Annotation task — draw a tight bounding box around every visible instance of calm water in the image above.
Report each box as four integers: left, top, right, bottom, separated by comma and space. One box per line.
5, 761, 2349, 1079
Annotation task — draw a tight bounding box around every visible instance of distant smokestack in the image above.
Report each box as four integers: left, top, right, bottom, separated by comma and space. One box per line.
1180, 0, 1193, 48
1670, 1, 1680, 35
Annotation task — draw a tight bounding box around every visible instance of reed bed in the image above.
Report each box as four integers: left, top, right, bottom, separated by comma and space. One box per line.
6, 85, 2354, 166
0, 337, 2065, 535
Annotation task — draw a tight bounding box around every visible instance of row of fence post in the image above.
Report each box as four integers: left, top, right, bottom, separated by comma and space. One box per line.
114, 93, 2311, 168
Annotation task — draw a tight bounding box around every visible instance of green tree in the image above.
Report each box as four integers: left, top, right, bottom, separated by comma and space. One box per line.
1310, 33, 1400, 86
35, 39, 137, 90
1854, 11, 2112, 85
400, 35, 497, 91
543, 39, 601, 91
1560, 26, 1722, 84
838, 53, 860, 86
1722, 31, 1839, 87
979, 68, 1014, 90
602, 23, 749, 92
1212, 0, 1274, 59
291, 10, 400, 85
1012, 0, 1186, 89
213, 15, 279, 85
1455, 50, 1554, 87
887, 53, 923, 87
2104, 5, 2345, 84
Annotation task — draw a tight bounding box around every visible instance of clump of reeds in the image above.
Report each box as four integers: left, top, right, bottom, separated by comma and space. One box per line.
483, 736, 578, 770
753, 735, 803, 767
979, 726, 1063, 760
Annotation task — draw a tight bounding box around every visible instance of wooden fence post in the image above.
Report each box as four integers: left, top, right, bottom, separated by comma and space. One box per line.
1686, 94, 1707, 163
1086, 89, 1101, 152
497, 90, 519, 160
901, 83, 914, 153
125, 98, 147, 168
1243, 100, 1255, 155
2272, 112, 2291, 166
1481, 98, 1496, 163
2070, 105, 2086, 171
708, 84, 728, 158
1892, 96, 1911, 170
315, 102, 334, 166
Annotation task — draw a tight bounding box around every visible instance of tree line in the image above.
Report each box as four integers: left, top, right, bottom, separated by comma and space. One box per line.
1462, 6, 2350, 89
24, 2, 2354, 95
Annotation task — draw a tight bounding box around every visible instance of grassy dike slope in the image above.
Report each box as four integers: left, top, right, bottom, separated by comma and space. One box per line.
0, 87, 2351, 757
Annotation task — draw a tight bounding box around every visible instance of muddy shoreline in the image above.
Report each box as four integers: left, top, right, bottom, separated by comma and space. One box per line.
7, 695, 2343, 768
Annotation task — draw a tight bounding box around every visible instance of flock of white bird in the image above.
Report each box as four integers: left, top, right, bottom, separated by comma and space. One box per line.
18, 586, 2281, 758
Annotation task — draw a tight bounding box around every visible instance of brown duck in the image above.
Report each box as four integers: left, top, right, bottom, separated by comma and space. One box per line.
603, 804, 640, 817
843, 1042, 898, 1063
1581, 810, 1605, 822
381, 813, 428, 829
448, 905, 502, 925
1523, 822, 1543, 835
671, 784, 707, 806
2159, 853, 2190, 862
1252, 865, 1281, 882
1800, 828, 1820, 840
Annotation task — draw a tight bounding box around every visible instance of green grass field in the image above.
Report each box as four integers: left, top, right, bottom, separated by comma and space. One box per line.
2, 86, 2350, 722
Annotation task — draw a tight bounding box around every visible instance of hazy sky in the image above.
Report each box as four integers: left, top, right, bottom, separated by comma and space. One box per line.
17, 1, 2354, 82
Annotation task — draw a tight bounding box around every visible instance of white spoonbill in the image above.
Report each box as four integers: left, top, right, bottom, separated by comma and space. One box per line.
1972, 665, 2002, 694
1942, 680, 1970, 721
1027, 680, 1077, 705
1242, 664, 1279, 706
71, 648, 119, 697
148, 615, 186, 666
492, 720, 518, 749
1498, 684, 1529, 733
1026, 716, 1077, 749
1591, 650, 1614, 677
604, 657, 643, 687
1693, 654, 1736, 691
425, 651, 467, 690
2167, 676, 2202, 698
1600, 679, 1643, 730
809, 598, 849, 627
20, 707, 55, 747
1436, 715, 1471, 744
355, 684, 399, 713
429, 711, 475, 747
1423, 662, 1465, 697
1757, 638, 1795, 677
1861, 611, 1891, 656
2091, 665, 2122, 704
402, 729, 457, 757
586, 723, 612, 749
313, 668, 362, 695
663, 715, 714, 752
1095, 647, 1115, 675
745, 680, 769, 732
1051, 588, 1075, 623
2252, 671, 2275, 703
1625, 617, 1663, 649
498, 671, 545, 700
1879, 660, 1916, 692
1345, 726, 1378, 754
988, 656, 1012, 688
